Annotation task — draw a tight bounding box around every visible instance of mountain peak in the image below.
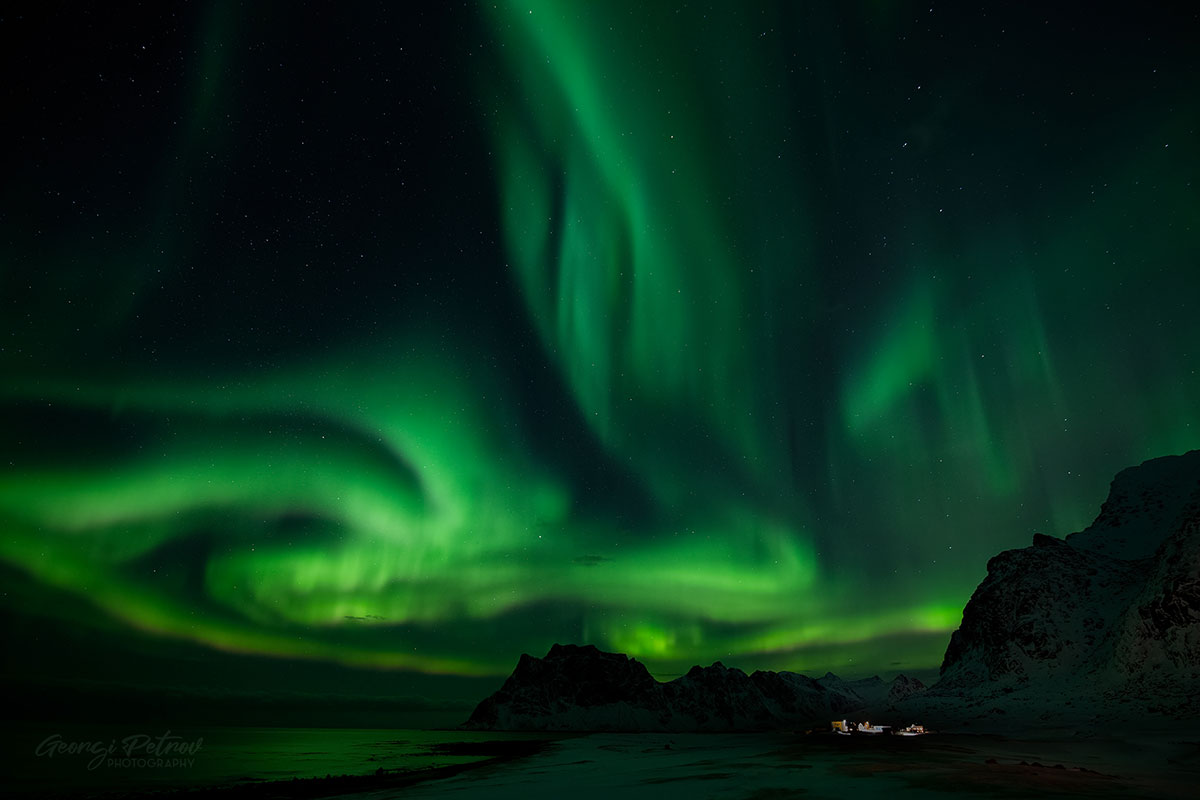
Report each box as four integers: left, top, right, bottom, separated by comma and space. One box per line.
546, 642, 602, 657
1065, 449, 1200, 560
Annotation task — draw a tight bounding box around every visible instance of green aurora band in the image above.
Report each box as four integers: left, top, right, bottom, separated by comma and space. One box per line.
1, 1, 1198, 680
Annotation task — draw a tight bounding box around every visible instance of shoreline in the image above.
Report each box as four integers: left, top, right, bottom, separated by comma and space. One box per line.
15, 738, 560, 800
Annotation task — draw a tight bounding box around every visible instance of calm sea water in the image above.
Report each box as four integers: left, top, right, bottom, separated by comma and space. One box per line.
6, 724, 554, 797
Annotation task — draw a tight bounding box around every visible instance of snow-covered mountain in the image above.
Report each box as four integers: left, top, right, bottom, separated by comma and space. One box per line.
911, 449, 1200, 724
464, 644, 919, 731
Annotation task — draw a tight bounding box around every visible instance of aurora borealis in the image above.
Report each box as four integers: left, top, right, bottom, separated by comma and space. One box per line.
2, 0, 1198, 697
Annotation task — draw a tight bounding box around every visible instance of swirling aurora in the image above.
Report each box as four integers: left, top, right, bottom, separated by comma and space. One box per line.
1, 1, 1198, 685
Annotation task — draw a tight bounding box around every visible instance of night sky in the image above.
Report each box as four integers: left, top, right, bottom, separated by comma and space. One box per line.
2, 1, 1198, 708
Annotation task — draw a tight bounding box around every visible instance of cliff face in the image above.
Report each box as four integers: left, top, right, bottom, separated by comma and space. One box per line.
937, 533, 1143, 689
934, 450, 1200, 718
464, 644, 917, 731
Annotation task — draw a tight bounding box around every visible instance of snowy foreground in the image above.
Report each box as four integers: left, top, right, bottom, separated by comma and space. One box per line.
334, 730, 1198, 800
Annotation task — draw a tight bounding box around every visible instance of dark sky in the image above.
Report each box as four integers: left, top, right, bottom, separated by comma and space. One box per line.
1, 1, 1198, 713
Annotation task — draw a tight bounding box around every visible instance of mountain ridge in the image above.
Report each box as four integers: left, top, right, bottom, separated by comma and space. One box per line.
464, 643, 921, 731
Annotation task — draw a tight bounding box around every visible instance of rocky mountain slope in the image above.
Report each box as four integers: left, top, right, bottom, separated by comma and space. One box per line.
920, 449, 1200, 723
464, 644, 920, 731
